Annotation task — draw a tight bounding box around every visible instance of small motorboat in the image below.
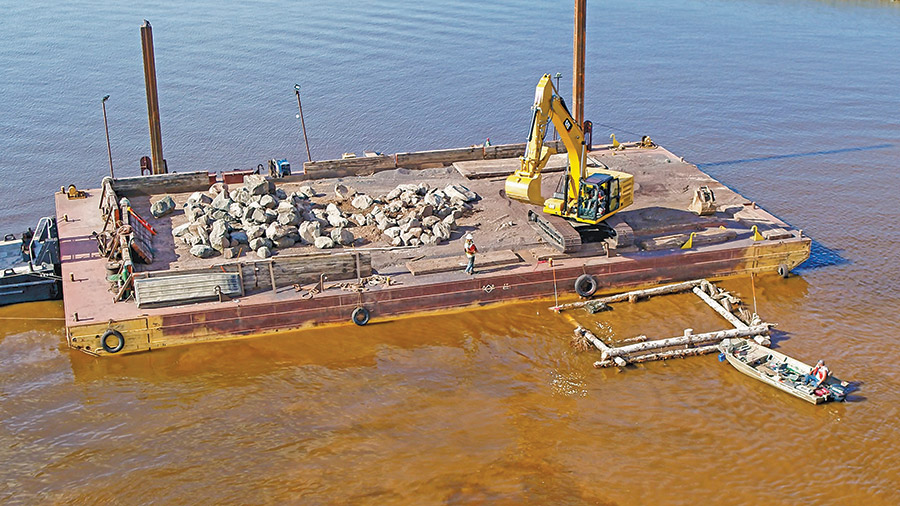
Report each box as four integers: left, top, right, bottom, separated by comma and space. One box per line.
718, 337, 848, 404
0, 217, 61, 306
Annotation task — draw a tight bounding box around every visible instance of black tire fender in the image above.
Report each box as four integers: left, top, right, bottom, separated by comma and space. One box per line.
351, 307, 370, 326
777, 264, 790, 278
101, 329, 125, 353
574, 274, 599, 298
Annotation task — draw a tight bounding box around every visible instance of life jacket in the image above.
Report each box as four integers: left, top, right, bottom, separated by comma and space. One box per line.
811, 364, 829, 382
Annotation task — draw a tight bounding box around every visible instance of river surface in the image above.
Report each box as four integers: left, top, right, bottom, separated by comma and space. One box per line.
2, 0, 900, 504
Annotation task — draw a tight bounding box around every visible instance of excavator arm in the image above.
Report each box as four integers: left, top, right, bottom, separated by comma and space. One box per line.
505, 74, 586, 207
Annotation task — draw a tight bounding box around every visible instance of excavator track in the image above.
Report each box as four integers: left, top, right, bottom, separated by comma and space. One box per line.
527, 209, 582, 253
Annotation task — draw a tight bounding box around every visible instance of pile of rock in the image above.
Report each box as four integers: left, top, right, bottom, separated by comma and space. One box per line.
363, 182, 478, 247
168, 175, 478, 259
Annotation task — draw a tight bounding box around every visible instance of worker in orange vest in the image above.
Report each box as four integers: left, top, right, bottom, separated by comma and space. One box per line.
464, 233, 478, 275
803, 360, 829, 388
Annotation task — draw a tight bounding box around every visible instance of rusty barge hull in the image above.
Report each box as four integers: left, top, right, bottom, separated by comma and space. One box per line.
57, 142, 810, 356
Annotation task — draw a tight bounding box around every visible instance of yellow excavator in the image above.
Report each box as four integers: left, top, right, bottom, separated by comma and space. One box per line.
505, 74, 634, 252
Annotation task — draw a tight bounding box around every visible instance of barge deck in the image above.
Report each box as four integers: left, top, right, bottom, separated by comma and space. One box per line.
56, 142, 810, 356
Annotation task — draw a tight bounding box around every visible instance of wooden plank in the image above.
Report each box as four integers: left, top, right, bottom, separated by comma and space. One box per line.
238, 253, 372, 293
134, 272, 242, 308
601, 325, 770, 360
551, 279, 704, 311
112, 171, 211, 196
302, 155, 395, 178
453, 153, 570, 180
396, 146, 484, 168
406, 250, 521, 276
638, 228, 737, 251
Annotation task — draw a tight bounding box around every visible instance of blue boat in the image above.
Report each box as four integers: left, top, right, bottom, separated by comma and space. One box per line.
0, 217, 61, 306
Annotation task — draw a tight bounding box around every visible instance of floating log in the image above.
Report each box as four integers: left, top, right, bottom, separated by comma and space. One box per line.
692, 286, 747, 329
692, 286, 771, 346
574, 327, 626, 366
594, 344, 720, 368
551, 279, 705, 312
601, 325, 769, 361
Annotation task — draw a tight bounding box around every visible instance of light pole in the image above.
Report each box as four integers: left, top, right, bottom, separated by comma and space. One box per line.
553, 72, 562, 141
101, 95, 114, 179
294, 84, 312, 163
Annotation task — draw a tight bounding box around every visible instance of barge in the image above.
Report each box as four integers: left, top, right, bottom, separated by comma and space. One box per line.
56, 141, 810, 356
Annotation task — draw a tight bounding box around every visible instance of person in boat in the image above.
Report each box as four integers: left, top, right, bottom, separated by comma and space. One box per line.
463, 233, 478, 275
802, 360, 829, 388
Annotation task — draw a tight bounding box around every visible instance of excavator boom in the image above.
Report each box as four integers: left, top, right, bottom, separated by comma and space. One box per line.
505, 74, 636, 252
505, 74, 585, 206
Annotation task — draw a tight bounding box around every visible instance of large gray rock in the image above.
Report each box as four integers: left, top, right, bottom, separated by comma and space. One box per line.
444, 184, 478, 203
232, 188, 251, 204
351, 194, 373, 210
256, 246, 272, 258
266, 223, 288, 240
246, 225, 264, 241
276, 200, 294, 213
249, 207, 266, 224
211, 192, 233, 212
209, 220, 230, 252
228, 202, 244, 219
187, 191, 212, 205
386, 187, 402, 201
249, 237, 272, 251
327, 214, 350, 228
190, 244, 216, 258
172, 222, 191, 237
275, 188, 287, 200
263, 209, 278, 224
432, 222, 451, 241
442, 214, 458, 230
230, 230, 249, 244
423, 192, 442, 208
400, 231, 415, 245
208, 182, 227, 197
422, 216, 440, 228
407, 227, 423, 238
331, 227, 354, 245
325, 203, 342, 217
298, 221, 321, 244
277, 209, 301, 227
421, 233, 439, 246
260, 195, 277, 209
314, 236, 335, 249
150, 195, 176, 218
384, 226, 402, 239
400, 218, 420, 233
296, 185, 316, 199
243, 174, 270, 196
351, 213, 367, 227
273, 236, 295, 249
334, 183, 354, 200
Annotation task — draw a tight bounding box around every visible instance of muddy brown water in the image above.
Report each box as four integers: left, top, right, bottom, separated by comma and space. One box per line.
3, 0, 900, 503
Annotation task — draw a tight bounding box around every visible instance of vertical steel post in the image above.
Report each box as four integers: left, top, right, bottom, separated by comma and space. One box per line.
294, 84, 312, 163
102, 95, 114, 179
141, 20, 166, 174
573, 0, 586, 126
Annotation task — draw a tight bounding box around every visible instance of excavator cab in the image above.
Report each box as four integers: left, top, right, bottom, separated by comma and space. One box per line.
576, 173, 619, 221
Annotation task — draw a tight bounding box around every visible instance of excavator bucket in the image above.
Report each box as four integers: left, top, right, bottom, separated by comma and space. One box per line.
505, 173, 544, 205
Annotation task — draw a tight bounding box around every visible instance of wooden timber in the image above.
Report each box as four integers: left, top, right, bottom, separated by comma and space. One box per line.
551, 279, 704, 311
594, 345, 720, 368
111, 171, 211, 197
600, 325, 770, 361
239, 253, 372, 293
454, 153, 568, 180
638, 228, 737, 251
575, 327, 627, 367
406, 250, 521, 276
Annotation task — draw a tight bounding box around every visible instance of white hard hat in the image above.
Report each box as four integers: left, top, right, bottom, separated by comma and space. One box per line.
465, 233, 473, 240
